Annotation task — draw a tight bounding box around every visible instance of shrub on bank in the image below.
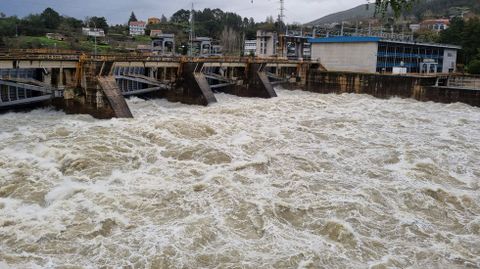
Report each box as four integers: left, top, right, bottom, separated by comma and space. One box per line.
467, 59, 480, 74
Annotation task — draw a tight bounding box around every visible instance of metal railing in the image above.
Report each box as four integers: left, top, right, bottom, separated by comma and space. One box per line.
0, 49, 310, 64
448, 76, 480, 89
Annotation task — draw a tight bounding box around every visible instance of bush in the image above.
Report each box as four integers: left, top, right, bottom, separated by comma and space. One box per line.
467, 59, 480, 74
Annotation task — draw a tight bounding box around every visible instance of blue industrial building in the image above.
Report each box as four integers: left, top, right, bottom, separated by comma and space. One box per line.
308, 36, 461, 74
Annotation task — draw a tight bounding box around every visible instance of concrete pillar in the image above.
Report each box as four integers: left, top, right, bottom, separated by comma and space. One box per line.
297, 63, 309, 86
224, 63, 277, 98
58, 68, 65, 90
96, 89, 104, 109
43, 69, 52, 86
64, 69, 73, 86
174, 62, 217, 106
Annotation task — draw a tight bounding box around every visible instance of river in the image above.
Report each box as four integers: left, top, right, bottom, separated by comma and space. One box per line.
0, 89, 479, 268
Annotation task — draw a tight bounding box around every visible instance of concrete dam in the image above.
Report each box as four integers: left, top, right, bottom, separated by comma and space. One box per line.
0, 50, 479, 119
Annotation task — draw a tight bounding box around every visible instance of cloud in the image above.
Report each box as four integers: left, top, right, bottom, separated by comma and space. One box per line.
0, 0, 365, 24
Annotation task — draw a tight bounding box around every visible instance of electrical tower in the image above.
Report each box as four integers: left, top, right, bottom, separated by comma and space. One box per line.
189, 3, 195, 56
279, 0, 285, 24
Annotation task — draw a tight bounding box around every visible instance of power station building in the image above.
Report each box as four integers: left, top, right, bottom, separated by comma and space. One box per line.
308, 36, 460, 74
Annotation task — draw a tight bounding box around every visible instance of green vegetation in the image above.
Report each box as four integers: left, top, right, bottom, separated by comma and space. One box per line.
468, 58, 480, 74
128, 12, 138, 25
405, 0, 480, 20
168, 8, 259, 39
0, 8, 84, 37
4, 36, 69, 49
439, 17, 480, 73
310, 0, 479, 25
413, 28, 440, 43
86, 16, 109, 33
374, 0, 479, 17
133, 35, 151, 42
374, 0, 417, 17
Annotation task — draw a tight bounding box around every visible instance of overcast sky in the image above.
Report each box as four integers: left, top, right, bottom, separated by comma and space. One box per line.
0, 0, 366, 25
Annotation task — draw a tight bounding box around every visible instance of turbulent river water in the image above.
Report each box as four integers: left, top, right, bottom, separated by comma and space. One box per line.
0, 89, 479, 269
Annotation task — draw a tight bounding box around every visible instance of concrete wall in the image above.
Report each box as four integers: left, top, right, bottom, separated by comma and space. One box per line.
310, 42, 378, 73
305, 70, 480, 107
442, 49, 457, 73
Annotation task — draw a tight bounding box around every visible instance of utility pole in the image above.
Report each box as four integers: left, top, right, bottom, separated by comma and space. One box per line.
91, 20, 97, 57
241, 31, 245, 57
340, 21, 344, 36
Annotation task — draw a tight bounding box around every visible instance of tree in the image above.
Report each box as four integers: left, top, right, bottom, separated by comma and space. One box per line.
439, 17, 464, 45
171, 9, 190, 24
40, 7, 61, 29
58, 16, 83, 35
86, 16, 109, 33
413, 28, 439, 43
0, 16, 20, 37
220, 26, 240, 55
265, 16, 274, 24
19, 14, 46, 36
128, 12, 137, 24
374, 0, 417, 17
109, 24, 129, 36
439, 17, 480, 65
161, 14, 168, 23
467, 58, 480, 74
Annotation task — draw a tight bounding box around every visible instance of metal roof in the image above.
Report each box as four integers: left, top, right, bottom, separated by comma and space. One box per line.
380, 39, 461, 50
308, 36, 381, 43
308, 36, 461, 50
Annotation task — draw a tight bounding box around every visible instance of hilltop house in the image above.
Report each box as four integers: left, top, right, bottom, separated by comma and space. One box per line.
82, 27, 105, 37
46, 33, 66, 41
148, 17, 161, 25
420, 19, 450, 32
150, 30, 163, 38
129, 21, 146, 36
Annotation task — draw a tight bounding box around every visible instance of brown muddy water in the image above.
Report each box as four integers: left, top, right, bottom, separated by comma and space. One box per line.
0, 89, 479, 268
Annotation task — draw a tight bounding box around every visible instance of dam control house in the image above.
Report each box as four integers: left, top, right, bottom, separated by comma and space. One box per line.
308, 36, 461, 74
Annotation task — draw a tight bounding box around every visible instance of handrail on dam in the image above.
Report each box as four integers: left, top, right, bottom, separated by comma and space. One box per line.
0, 49, 310, 65
0, 49, 312, 118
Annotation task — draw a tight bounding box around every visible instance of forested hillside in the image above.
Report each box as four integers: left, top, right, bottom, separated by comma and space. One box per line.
308, 0, 479, 25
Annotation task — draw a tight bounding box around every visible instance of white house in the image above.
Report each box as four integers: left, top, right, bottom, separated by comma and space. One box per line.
244, 40, 257, 56
82, 27, 105, 37
129, 21, 146, 36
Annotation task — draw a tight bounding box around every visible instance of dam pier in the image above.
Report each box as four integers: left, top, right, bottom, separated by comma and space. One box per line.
0, 50, 479, 118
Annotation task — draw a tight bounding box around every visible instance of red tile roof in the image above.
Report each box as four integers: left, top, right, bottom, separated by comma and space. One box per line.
130, 21, 146, 27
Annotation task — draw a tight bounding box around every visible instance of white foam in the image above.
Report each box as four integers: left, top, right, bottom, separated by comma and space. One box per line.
44, 180, 85, 205
0, 89, 479, 268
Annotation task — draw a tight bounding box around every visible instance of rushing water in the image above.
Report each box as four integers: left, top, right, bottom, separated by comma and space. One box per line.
0, 89, 479, 269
